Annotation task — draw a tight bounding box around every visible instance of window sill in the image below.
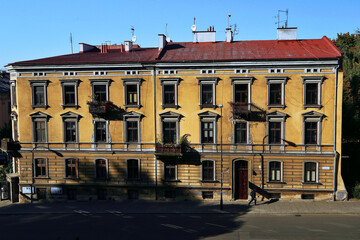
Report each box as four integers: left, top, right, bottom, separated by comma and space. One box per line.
162, 179, 181, 183
162, 104, 179, 109
301, 182, 322, 185
32, 105, 48, 109
200, 180, 219, 183
199, 104, 217, 109
124, 104, 141, 109
267, 104, 285, 109
62, 104, 79, 109
304, 104, 322, 109
267, 181, 286, 184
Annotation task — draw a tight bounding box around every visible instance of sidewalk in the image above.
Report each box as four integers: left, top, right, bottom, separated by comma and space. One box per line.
1, 199, 360, 215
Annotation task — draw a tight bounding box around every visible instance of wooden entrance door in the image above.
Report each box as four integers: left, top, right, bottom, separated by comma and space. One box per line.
234, 160, 248, 199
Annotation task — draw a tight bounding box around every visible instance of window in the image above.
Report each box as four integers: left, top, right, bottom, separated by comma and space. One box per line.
60, 79, 80, 108
304, 162, 317, 183
302, 76, 324, 108
305, 122, 318, 145
29, 80, 49, 108
198, 77, 219, 109
234, 122, 248, 144
302, 111, 324, 145
202, 122, 214, 143
160, 78, 180, 109
269, 122, 281, 144
61, 112, 81, 143
65, 158, 78, 178
11, 113, 18, 141
10, 81, 16, 107
160, 111, 182, 144
89, 79, 111, 102
127, 159, 140, 179
266, 111, 287, 145
124, 111, 143, 144
30, 112, 50, 143
234, 84, 248, 104
198, 111, 219, 144
163, 122, 176, 144
95, 159, 107, 179
269, 161, 282, 182
266, 77, 287, 108
94, 121, 108, 143
122, 78, 142, 108
164, 163, 177, 180
202, 160, 215, 181
126, 121, 138, 143
35, 158, 47, 177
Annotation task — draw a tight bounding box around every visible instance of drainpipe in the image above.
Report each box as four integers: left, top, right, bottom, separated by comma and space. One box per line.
333, 65, 339, 201
153, 67, 158, 200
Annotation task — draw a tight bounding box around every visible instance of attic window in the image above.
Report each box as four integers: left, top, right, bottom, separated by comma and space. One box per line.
158, 70, 177, 75
234, 69, 248, 74
33, 72, 46, 77
125, 71, 138, 75
63, 72, 77, 76
305, 69, 320, 73
94, 71, 107, 76
200, 69, 215, 74
269, 69, 283, 74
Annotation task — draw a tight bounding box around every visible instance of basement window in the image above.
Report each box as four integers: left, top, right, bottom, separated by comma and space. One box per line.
202, 191, 214, 199
301, 194, 314, 200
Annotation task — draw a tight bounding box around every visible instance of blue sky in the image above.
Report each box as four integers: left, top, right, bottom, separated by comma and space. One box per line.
1, 0, 359, 69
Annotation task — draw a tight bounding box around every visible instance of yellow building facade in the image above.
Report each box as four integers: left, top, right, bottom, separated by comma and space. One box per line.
4, 29, 346, 202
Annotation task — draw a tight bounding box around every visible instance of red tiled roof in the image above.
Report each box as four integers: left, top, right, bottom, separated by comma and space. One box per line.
8, 36, 342, 66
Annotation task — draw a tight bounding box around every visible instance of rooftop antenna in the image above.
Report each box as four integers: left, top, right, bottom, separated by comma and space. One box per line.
131, 26, 137, 43
191, 16, 197, 32
275, 9, 289, 28
227, 13, 231, 28
70, 33, 73, 54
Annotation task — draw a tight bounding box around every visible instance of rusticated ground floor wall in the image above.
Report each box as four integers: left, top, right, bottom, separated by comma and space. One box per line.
17, 151, 335, 203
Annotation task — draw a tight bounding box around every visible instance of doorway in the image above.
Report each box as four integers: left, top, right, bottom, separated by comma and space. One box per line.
234, 160, 248, 199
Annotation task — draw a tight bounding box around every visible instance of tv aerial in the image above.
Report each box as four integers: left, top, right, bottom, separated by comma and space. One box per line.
191, 16, 197, 32
131, 26, 137, 43
274, 9, 289, 28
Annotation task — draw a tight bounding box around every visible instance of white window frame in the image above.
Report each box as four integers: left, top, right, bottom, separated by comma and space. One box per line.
302, 161, 319, 183
201, 159, 216, 182
29, 80, 49, 109
198, 77, 220, 109
92, 119, 110, 143
89, 79, 111, 102
198, 111, 219, 144
160, 78, 181, 109
10, 80, 16, 107
233, 120, 250, 144
60, 79, 80, 109
122, 78, 143, 108
302, 76, 325, 109
266, 76, 288, 109
268, 160, 283, 182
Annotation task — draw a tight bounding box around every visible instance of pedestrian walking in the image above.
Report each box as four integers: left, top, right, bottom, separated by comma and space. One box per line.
248, 189, 256, 206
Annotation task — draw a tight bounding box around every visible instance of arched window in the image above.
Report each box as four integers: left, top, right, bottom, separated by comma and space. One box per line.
95, 159, 107, 179
127, 159, 140, 179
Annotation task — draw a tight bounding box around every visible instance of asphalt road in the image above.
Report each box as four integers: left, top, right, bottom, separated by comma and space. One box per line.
0, 212, 359, 240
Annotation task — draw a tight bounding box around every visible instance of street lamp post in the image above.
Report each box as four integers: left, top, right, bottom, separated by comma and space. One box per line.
219, 104, 223, 210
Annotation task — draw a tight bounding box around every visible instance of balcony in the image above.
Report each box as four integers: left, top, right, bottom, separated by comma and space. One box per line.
1, 139, 21, 151
229, 102, 266, 121
155, 143, 182, 157
87, 101, 111, 116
